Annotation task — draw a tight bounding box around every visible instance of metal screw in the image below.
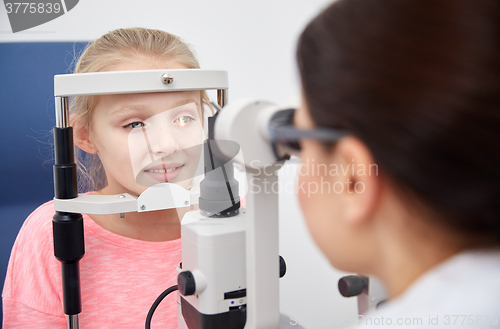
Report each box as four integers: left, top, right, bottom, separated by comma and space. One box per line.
161, 73, 173, 84
184, 200, 189, 205
140, 205, 146, 210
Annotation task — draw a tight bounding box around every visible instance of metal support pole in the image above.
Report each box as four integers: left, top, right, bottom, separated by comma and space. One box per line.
67, 314, 80, 329
55, 96, 70, 128
53, 96, 83, 329
217, 89, 228, 107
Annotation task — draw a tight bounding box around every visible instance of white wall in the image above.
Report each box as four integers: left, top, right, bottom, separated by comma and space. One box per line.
1, 0, 328, 103
0, 1, 359, 327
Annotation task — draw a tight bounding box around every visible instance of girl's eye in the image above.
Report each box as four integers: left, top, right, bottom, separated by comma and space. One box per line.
174, 116, 195, 127
125, 122, 144, 129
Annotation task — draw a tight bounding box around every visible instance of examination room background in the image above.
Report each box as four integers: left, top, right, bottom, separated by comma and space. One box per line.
0, 1, 358, 327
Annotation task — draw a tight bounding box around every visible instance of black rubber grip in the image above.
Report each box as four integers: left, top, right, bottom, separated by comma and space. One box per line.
53, 212, 85, 262
53, 127, 78, 199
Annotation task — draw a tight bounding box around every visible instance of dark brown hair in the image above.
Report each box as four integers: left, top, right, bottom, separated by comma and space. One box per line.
297, 0, 500, 245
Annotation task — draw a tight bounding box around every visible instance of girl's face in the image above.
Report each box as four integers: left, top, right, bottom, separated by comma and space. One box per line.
88, 61, 205, 196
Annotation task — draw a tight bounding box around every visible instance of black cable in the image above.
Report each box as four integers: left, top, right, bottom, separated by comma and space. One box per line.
145, 285, 178, 329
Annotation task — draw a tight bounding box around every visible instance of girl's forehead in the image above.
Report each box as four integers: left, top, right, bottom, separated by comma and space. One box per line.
112, 57, 187, 71
95, 90, 201, 113
94, 59, 202, 113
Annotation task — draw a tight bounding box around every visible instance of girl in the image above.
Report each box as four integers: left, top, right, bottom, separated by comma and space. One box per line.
3, 27, 210, 328
294, 0, 500, 327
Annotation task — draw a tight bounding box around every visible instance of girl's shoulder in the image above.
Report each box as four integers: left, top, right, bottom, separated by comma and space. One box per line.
3, 199, 63, 314
22, 193, 92, 235
26, 199, 56, 222
12, 199, 58, 257
18, 199, 56, 239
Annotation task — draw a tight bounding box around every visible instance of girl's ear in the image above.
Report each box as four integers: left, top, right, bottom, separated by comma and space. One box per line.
73, 120, 98, 154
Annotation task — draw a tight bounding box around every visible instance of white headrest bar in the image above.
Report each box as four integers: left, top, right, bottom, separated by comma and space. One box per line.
54, 69, 228, 97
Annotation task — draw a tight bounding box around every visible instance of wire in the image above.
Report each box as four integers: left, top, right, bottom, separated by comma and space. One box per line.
145, 285, 178, 329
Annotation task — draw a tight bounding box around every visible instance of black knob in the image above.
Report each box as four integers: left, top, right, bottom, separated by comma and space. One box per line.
178, 271, 196, 296
279, 256, 286, 278
338, 275, 368, 297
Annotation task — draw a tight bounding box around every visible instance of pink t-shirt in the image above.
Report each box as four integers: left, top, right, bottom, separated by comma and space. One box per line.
2, 199, 182, 328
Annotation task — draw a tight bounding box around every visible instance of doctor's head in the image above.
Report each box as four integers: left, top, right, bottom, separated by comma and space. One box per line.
295, 0, 500, 282
70, 28, 208, 195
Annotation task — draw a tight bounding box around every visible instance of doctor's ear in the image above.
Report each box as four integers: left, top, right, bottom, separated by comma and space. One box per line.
72, 119, 98, 155
330, 136, 381, 226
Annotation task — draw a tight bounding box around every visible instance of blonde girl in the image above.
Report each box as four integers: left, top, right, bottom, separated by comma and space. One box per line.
3, 27, 209, 328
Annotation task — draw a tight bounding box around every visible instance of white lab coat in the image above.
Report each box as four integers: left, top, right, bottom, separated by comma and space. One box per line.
354, 248, 500, 328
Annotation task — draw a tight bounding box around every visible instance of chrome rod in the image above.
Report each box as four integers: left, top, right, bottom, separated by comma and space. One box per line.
55, 97, 70, 128
67, 314, 79, 329
217, 89, 228, 107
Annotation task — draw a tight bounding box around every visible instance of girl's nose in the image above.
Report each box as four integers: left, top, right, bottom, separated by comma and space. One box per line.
148, 125, 180, 157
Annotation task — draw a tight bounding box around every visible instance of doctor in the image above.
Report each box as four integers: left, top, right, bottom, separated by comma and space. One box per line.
293, 0, 500, 327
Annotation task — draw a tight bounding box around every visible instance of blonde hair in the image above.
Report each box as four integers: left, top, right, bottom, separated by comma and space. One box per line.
70, 27, 212, 192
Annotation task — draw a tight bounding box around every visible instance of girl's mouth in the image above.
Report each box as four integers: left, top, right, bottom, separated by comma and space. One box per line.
143, 164, 185, 182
